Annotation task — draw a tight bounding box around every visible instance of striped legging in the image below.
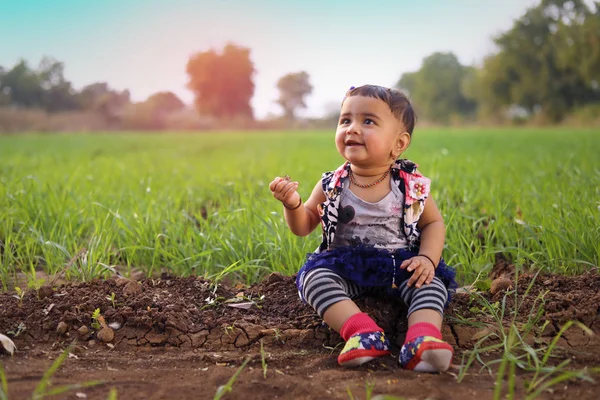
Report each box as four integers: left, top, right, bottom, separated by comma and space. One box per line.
300, 267, 448, 318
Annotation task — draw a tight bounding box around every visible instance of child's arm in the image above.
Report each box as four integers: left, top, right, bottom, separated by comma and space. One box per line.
269, 177, 325, 237
400, 196, 446, 288
415, 196, 446, 265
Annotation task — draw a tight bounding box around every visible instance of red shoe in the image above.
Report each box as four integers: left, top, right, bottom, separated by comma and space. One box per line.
399, 336, 453, 372
337, 331, 391, 367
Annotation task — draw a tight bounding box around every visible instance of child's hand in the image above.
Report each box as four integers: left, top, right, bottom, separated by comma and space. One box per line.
269, 176, 301, 208
400, 256, 435, 288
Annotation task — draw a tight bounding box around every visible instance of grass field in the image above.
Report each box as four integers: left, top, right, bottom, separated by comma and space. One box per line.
0, 128, 598, 290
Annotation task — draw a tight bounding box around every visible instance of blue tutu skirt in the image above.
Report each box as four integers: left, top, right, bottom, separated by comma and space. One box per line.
296, 246, 458, 308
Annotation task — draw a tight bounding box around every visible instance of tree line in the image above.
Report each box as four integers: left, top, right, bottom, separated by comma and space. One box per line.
0, 43, 313, 132
0, 58, 191, 131
0, 0, 598, 132
399, 0, 600, 124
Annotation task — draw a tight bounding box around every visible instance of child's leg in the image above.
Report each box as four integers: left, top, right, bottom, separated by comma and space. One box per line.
301, 267, 361, 324
408, 308, 442, 328
396, 277, 453, 372
300, 268, 391, 366
322, 299, 361, 332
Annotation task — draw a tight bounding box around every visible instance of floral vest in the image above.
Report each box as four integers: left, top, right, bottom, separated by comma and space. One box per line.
316, 159, 431, 253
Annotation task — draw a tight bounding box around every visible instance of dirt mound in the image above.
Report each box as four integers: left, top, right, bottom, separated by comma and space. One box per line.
0, 273, 408, 352
2, 271, 600, 352
1, 272, 600, 399
450, 271, 600, 327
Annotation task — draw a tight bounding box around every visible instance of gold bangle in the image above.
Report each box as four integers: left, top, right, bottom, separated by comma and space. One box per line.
283, 198, 302, 211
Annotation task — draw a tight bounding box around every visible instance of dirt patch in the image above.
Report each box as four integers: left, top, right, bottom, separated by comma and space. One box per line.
1, 272, 600, 399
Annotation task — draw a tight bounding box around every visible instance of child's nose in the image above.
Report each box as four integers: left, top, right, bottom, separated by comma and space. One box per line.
347, 121, 360, 134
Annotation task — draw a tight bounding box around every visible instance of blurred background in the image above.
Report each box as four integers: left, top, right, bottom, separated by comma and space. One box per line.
1, 0, 599, 133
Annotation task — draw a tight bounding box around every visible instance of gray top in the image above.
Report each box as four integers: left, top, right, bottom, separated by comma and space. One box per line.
330, 179, 408, 250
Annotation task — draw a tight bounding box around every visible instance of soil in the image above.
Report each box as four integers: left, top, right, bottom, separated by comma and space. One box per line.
1, 270, 599, 400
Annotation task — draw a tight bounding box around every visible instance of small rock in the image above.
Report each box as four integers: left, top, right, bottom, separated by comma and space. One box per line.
38, 286, 54, 299
97, 327, 114, 343
123, 281, 142, 296
115, 277, 130, 287
541, 323, 556, 337
87, 340, 96, 347
490, 277, 513, 295
0, 333, 16, 355
56, 321, 69, 335
77, 326, 89, 336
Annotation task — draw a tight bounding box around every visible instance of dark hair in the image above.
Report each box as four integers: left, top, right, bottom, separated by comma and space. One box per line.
344, 85, 416, 135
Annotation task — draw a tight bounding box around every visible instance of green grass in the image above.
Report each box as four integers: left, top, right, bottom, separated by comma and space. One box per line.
213, 357, 251, 400
0, 128, 598, 289
454, 270, 598, 399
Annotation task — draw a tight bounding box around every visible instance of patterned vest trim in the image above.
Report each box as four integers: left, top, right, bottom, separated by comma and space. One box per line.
316, 159, 431, 253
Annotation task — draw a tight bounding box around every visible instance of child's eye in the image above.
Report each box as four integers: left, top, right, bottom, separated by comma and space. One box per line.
340, 118, 350, 125
364, 119, 374, 125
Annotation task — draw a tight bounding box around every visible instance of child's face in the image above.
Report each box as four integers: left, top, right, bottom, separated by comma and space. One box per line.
335, 95, 407, 168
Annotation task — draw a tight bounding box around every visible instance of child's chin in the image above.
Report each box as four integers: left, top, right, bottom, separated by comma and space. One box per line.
344, 147, 366, 157
345, 151, 368, 159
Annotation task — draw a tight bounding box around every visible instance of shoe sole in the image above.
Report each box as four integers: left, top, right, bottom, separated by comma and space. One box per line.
338, 349, 390, 367
418, 348, 453, 372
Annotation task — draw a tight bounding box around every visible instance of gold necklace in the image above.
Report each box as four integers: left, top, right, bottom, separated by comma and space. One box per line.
350, 169, 390, 188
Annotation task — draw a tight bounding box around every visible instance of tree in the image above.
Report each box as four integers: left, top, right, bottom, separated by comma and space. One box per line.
0, 57, 80, 112
0, 59, 43, 108
552, 2, 600, 92
79, 82, 130, 125
37, 57, 79, 112
122, 92, 186, 130
186, 43, 255, 120
0, 66, 10, 106
397, 71, 417, 97
396, 52, 477, 122
276, 71, 313, 120
476, 0, 600, 121
146, 91, 185, 115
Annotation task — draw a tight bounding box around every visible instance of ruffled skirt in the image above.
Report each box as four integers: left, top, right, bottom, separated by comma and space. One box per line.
296, 245, 458, 308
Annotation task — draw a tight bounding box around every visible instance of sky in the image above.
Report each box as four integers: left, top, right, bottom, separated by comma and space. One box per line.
0, 0, 542, 119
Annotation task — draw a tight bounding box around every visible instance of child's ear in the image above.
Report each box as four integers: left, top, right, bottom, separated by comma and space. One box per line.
391, 131, 411, 159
